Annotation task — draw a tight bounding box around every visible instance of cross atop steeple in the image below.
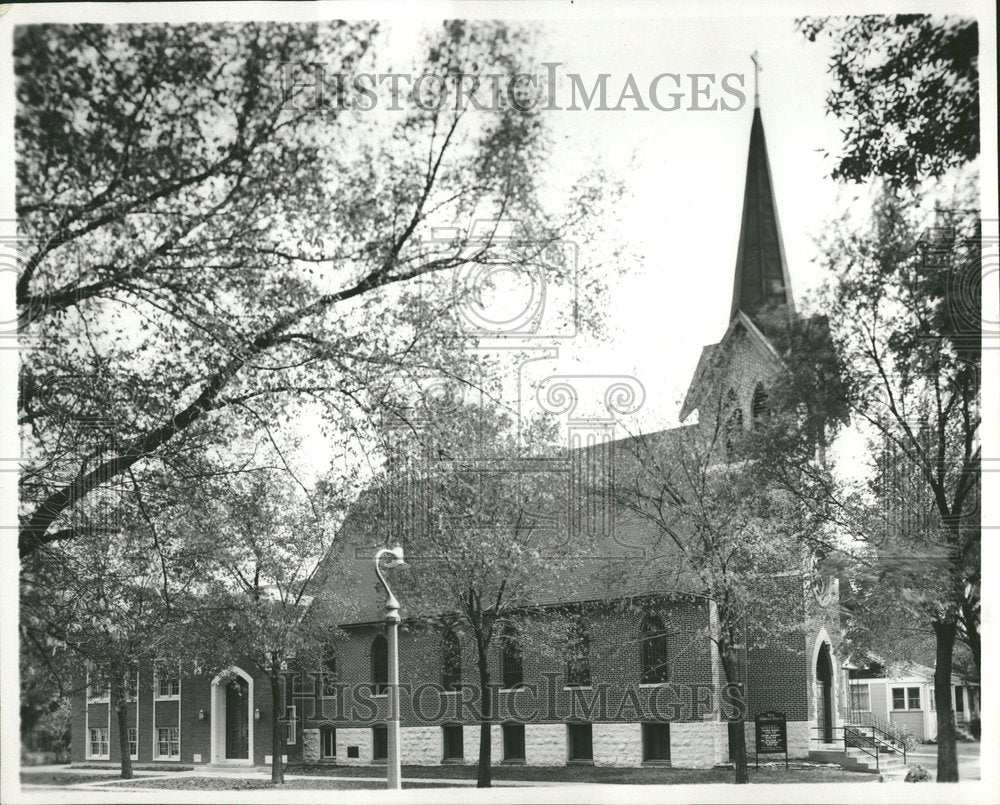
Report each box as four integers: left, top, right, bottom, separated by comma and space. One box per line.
751, 50, 761, 109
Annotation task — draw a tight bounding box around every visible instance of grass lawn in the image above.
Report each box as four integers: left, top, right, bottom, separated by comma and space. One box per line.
112, 778, 466, 791
21, 772, 124, 786
108, 766, 877, 790
72, 764, 193, 772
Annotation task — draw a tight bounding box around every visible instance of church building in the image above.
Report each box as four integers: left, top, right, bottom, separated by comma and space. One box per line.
72, 102, 851, 771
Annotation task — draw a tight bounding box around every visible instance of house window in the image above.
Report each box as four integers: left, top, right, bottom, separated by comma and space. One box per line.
86, 668, 110, 702
320, 726, 336, 759
372, 635, 388, 695
285, 706, 297, 744
88, 727, 109, 758
155, 664, 180, 700
321, 645, 338, 696
955, 686, 964, 713
372, 725, 387, 761
567, 723, 593, 762
127, 727, 138, 759
156, 727, 179, 759
502, 723, 525, 762
441, 628, 462, 692
442, 724, 464, 761
891, 688, 906, 710
501, 624, 523, 689
907, 687, 921, 710
642, 723, 670, 762
566, 621, 591, 687
849, 684, 870, 712
640, 615, 669, 684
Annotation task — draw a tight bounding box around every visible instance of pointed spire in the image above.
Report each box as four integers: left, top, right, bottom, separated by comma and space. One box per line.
729, 87, 795, 323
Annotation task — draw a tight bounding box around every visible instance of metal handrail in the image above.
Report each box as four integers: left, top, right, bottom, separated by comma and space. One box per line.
845, 709, 908, 763
843, 725, 879, 771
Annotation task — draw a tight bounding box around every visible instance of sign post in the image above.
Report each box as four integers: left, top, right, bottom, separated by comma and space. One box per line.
754, 711, 788, 770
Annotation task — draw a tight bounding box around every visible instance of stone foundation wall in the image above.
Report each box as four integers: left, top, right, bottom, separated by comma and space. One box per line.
670, 721, 728, 768
297, 721, 819, 769
524, 724, 566, 766
335, 727, 374, 765
593, 723, 642, 767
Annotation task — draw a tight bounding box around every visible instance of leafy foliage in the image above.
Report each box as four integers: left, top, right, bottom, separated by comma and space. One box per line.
798, 15, 979, 185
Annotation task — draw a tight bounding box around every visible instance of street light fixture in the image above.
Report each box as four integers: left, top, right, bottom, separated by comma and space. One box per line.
374, 545, 407, 790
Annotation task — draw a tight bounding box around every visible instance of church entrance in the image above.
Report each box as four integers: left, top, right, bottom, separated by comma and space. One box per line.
225, 677, 249, 760
816, 642, 834, 742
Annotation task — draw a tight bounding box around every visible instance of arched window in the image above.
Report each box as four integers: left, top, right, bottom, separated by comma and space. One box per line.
501, 623, 523, 689
751, 383, 771, 429
566, 620, 591, 687
724, 389, 743, 460
321, 644, 338, 696
371, 634, 388, 695
640, 615, 669, 684
441, 627, 462, 692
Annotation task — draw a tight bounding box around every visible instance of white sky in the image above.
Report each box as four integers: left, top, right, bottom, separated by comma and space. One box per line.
533, 17, 847, 433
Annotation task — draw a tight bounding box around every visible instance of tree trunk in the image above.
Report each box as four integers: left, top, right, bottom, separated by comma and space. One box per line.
933, 619, 959, 782
719, 647, 748, 784
476, 640, 492, 788
269, 662, 284, 784
961, 596, 980, 680
114, 689, 134, 780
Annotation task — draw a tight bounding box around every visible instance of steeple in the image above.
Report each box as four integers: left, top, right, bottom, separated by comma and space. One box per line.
729, 75, 794, 323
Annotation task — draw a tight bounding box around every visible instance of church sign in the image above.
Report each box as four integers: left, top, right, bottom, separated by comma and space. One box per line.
754, 711, 788, 769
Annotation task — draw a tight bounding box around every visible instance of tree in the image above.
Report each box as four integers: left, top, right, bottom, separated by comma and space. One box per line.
798, 15, 979, 186
16, 20, 608, 559
610, 388, 821, 784
381, 399, 576, 787
776, 181, 980, 781
19, 494, 206, 779
187, 469, 352, 784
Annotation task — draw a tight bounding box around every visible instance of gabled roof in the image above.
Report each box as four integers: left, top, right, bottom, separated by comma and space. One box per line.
680, 311, 783, 421
729, 107, 795, 323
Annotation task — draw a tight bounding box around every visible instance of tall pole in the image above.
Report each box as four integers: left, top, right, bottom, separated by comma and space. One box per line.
386, 594, 401, 790
374, 546, 406, 790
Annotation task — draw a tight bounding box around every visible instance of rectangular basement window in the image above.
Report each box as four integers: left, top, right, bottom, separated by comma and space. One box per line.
321, 726, 336, 759
372, 725, 387, 762
442, 724, 464, 762
642, 723, 670, 763
567, 723, 593, 762
502, 723, 525, 763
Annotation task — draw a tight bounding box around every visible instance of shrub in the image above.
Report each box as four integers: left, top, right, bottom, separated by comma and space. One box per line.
969, 718, 981, 740
905, 765, 932, 782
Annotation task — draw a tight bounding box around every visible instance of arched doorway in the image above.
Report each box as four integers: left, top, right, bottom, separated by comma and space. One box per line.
210, 667, 254, 765
816, 643, 834, 742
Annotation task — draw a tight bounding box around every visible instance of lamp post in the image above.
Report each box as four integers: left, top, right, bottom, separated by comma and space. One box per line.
374, 545, 406, 790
